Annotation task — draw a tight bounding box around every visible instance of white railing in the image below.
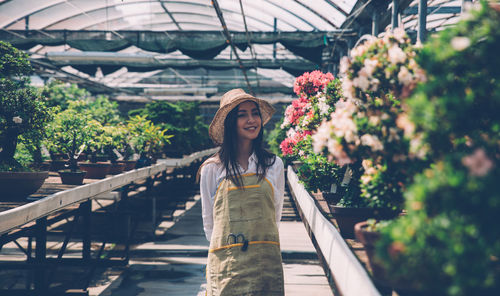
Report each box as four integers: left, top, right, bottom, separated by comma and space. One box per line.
287, 166, 381, 296
0, 148, 218, 235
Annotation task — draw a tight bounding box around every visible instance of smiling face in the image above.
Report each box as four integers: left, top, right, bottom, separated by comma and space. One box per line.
236, 100, 262, 142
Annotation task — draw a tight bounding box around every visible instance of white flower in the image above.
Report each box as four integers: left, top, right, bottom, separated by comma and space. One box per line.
12, 116, 22, 124
388, 44, 407, 65
327, 140, 352, 166
397, 66, 413, 86
393, 27, 407, 44
462, 148, 494, 177
360, 134, 384, 151
369, 116, 381, 126
451, 37, 471, 51
339, 56, 350, 75
363, 58, 378, 76
370, 78, 380, 92
341, 78, 355, 100
352, 75, 370, 91
388, 127, 400, 142
396, 114, 415, 137
312, 119, 331, 153
286, 128, 296, 139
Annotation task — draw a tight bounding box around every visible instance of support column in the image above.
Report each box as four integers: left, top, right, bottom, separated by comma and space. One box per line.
34, 217, 47, 293
418, 0, 427, 43
372, 5, 380, 36
392, 0, 399, 30
273, 18, 277, 59
81, 200, 91, 261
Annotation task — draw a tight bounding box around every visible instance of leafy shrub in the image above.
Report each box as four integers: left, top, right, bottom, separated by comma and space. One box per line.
129, 101, 210, 156
375, 3, 500, 295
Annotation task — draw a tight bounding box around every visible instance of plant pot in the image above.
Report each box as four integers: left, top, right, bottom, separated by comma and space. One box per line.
117, 160, 137, 171
0, 171, 49, 201
108, 162, 126, 175
354, 221, 391, 289
78, 162, 111, 179
330, 206, 399, 239
58, 170, 86, 185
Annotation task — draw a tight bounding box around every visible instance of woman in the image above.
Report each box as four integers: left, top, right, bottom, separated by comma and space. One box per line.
199, 89, 285, 296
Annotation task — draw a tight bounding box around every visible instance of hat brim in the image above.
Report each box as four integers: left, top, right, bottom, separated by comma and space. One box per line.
209, 95, 275, 145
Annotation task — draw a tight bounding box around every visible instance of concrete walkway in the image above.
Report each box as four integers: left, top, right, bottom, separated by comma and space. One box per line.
96, 195, 333, 296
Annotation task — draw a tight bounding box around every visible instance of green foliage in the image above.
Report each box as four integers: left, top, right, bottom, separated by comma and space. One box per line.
41, 80, 91, 110
129, 101, 210, 156
45, 108, 101, 171
375, 3, 500, 295
296, 152, 339, 193
0, 41, 53, 170
126, 115, 173, 158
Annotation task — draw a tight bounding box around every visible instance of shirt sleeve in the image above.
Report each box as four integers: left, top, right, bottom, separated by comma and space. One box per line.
200, 163, 217, 241
273, 156, 285, 228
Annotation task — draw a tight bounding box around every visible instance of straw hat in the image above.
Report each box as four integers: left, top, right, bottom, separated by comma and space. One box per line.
209, 89, 275, 145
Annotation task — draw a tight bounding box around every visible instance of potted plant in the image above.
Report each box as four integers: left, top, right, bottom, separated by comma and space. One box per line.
0, 41, 53, 200
101, 124, 128, 174
126, 115, 173, 169
374, 3, 500, 295
311, 28, 427, 238
45, 106, 100, 185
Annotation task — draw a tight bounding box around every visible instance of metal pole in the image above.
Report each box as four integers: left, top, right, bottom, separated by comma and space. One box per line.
273, 18, 277, 59
392, 0, 399, 30
34, 217, 47, 293
418, 0, 427, 43
371, 6, 379, 36
82, 200, 91, 260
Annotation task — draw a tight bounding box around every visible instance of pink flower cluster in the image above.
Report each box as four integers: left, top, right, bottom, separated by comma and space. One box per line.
280, 130, 312, 156
293, 70, 334, 97
284, 97, 309, 126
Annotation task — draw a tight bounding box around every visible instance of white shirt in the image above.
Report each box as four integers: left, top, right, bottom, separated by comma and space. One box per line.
200, 153, 285, 241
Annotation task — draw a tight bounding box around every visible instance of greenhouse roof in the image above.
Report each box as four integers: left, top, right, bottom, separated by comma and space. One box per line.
0, 0, 463, 99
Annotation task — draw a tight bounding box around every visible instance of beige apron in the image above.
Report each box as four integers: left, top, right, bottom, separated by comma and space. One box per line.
207, 173, 284, 296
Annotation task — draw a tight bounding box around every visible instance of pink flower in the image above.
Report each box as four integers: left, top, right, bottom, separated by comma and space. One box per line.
462, 148, 494, 177
294, 71, 334, 97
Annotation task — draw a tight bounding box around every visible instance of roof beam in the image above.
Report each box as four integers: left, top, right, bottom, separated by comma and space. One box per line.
159, 1, 182, 30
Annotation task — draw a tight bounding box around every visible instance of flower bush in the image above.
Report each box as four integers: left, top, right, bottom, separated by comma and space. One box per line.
0, 41, 53, 171
375, 2, 500, 295
279, 74, 342, 158
269, 71, 343, 193
312, 28, 427, 209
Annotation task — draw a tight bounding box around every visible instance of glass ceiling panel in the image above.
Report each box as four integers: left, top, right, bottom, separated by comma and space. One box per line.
1, 0, 350, 31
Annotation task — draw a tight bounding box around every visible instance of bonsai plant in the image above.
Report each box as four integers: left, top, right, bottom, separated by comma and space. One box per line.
0, 41, 53, 200
45, 106, 101, 184
374, 3, 500, 295
126, 115, 173, 168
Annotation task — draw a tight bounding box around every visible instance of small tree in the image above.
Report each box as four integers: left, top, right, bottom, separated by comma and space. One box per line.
45, 108, 101, 172
0, 41, 53, 171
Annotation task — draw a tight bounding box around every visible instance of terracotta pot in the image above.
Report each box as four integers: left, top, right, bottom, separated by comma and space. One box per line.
78, 162, 111, 179
108, 162, 126, 175
117, 160, 137, 171
0, 171, 49, 201
330, 206, 399, 239
58, 170, 86, 185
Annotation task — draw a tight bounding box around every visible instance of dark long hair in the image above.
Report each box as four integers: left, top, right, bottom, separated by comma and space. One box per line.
218, 102, 276, 187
